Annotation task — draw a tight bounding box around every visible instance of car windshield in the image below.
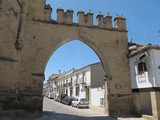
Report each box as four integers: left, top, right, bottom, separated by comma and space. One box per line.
80, 98, 88, 101
65, 96, 69, 99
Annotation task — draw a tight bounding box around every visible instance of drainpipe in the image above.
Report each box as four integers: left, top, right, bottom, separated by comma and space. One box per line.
15, 0, 29, 50
104, 74, 111, 114
0, 0, 2, 10
104, 75, 107, 114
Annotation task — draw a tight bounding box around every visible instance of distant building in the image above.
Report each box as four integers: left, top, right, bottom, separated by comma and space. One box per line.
72, 62, 105, 107
57, 72, 65, 95
45, 62, 106, 112
46, 74, 58, 98
43, 83, 48, 96
129, 44, 160, 116
56, 69, 74, 96
64, 69, 74, 96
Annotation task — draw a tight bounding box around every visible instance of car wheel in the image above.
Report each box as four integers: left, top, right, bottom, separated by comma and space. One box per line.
77, 105, 79, 108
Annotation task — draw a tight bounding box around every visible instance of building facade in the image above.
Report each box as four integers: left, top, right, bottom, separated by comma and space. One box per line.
129, 44, 160, 119
45, 74, 58, 98
46, 62, 105, 110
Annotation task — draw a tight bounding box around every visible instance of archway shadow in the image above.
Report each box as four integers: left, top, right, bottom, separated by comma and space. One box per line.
36, 111, 117, 120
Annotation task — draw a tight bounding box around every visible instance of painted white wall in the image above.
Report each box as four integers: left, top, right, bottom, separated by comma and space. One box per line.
129, 49, 160, 89
72, 85, 76, 97
86, 70, 91, 86
67, 87, 70, 96
79, 84, 86, 98
72, 76, 76, 97
72, 66, 91, 98
151, 50, 160, 87
90, 87, 104, 106
129, 51, 153, 89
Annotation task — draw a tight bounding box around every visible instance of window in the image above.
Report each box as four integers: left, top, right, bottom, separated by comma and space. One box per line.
100, 98, 104, 105
83, 73, 86, 83
137, 62, 147, 74
76, 75, 79, 84
76, 87, 79, 96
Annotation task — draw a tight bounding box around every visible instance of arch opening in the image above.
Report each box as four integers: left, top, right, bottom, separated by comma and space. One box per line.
44, 39, 106, 80
43, 39, 108, 116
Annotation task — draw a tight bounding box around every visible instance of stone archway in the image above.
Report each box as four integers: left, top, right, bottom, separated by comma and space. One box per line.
0, 0, 132, 117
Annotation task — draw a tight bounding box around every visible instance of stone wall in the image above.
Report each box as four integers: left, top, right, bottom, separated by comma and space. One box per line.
0, 0, 134, 117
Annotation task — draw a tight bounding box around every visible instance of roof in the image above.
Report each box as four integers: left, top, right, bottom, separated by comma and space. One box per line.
128, 44, 160, 57
73, 62, 101, 73
47, 74, 59, 82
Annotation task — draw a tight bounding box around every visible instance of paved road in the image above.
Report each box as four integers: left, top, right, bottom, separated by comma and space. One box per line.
0, 97, 147, 120
36, 97, 115, 120
36, 97, 146, 120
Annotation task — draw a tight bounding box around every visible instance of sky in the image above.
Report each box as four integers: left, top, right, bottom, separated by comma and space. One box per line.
44, 0, 160, 81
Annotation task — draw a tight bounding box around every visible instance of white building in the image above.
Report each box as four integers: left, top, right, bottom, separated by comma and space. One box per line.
129, 44, 160, 117
72, 62, 105, 107
46, 74, 58, 98
65, 70, 74, 96
45, 62, 106, 112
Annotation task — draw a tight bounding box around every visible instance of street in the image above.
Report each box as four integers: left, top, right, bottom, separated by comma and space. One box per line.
36, 97, 146, 120
36, 97, 115, 120
0, 97, 147, 120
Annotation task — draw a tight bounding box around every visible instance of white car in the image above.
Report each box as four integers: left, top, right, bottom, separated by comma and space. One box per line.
47, 92, 56, 99
71, 98, 89, 108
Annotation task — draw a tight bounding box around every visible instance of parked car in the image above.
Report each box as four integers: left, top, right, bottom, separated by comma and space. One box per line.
47, 92, 56, 99
54, 94, 59, 101
61, 96, 76, 105
72, 98, 89, 108
56, 95, 61, 102
57, 94, 68, 103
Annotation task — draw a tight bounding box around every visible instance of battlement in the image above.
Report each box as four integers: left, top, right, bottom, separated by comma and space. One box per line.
56, 8, 127, 31
44, 4, 52, 21
114, 14, 127, 30
77, 10, 94, 27
57, 8, 74, 24
96, 12, 112, 29
0, 1, 127, 31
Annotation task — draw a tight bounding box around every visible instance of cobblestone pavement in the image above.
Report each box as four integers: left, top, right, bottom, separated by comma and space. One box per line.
0, 97, 147, 120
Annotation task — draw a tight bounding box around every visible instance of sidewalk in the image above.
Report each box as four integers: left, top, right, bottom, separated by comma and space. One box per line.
117, 115, 149, 120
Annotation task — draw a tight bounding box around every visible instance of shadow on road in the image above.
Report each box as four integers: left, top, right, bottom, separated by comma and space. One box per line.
0, 111, 145, 120
35, 111, 117, 120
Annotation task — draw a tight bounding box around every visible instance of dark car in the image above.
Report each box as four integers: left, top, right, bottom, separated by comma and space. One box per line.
54, 94, 59, 101
58, 94, 68, 103
56, 95, 61, 102
62, 96, 76, 105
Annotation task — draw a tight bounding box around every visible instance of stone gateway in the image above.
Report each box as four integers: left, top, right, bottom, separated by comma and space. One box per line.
0, 0, 133, 117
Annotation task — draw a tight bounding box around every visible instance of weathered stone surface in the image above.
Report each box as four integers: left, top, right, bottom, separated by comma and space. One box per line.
0, 0, 145, 118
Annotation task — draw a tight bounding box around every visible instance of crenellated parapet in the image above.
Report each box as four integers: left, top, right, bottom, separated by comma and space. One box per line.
56, 8, 127, 31
114, 14, 127, 31
57, 8, 73, 24
44, 4, 52, 21
96, 12, 112, 29
77, 10, 94, 27
1, 0, 126, 31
